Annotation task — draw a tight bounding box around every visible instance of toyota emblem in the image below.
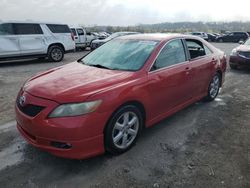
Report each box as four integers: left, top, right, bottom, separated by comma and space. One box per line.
19, 95, 26, 107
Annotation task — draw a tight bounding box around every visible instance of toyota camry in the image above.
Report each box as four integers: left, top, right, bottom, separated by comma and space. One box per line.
16, 34, 227, 159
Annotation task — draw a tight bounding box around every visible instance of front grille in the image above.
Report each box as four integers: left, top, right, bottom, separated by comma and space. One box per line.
17, 101, 45, 117
239, 51, 250, 58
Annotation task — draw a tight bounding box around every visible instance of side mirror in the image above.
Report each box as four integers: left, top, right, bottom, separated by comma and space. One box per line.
239, 41, 244, 45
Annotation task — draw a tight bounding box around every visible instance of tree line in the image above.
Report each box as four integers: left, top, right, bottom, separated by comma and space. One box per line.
86, 21, 250, 34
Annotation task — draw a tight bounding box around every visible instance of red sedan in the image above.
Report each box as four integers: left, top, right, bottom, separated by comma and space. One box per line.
16, 34, 227, 159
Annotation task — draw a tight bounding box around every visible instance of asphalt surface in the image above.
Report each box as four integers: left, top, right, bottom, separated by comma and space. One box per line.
0, 43, 249, 188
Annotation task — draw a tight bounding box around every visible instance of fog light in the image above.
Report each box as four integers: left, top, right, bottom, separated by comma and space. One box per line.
51, 141, 72, 149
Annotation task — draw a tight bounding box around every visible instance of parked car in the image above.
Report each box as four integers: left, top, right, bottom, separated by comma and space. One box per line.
207, 33, 217, 42
91, 31, 138, 50
97, 32, 108, 39
216, 32, 249, 43
229, 38, 250, 69
16, 34, 227, 159
0, 22, 75, 62
70, 27, 97, 49
190, 32, 208, 40
91, 32, 102, 39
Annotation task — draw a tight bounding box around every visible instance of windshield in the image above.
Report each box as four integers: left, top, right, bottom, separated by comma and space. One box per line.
81, 39, 158, 71
244, 39, 250, 45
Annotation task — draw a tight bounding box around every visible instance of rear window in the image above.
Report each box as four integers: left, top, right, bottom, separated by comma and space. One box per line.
47, 24, 71, 33
14, 23, 43, 35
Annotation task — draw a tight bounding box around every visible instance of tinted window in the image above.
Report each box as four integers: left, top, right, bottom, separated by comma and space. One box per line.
14, 23, 43, 35
186, 39, 206, 59
46, 24, 71, 33
152, 39, 186, 70
0, 23, 14, 35
70, 28, 76, 36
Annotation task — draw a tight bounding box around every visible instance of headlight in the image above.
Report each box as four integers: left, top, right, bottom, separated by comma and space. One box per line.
231, 49, 238, 56
49, 100, 102, 118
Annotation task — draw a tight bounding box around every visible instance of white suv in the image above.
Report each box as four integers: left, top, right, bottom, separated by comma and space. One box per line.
0, 22, 75, 62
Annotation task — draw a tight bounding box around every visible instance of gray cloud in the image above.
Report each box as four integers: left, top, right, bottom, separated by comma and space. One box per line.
0, 0, 250, 26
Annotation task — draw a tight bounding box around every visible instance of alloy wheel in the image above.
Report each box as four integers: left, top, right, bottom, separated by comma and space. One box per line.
112, 111, 139, 149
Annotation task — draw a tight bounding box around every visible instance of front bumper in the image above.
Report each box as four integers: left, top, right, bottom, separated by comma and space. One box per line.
229, 55, 250, 66
15, 91, 107, 159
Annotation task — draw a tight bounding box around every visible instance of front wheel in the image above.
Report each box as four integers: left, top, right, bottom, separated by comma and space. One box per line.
105, 105, 143, 155
205, 73, 221, 102
48, 45, 64, 62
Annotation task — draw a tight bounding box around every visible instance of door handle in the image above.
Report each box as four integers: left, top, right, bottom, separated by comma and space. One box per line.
211, 58, 217, 64
185, 67, 191, 75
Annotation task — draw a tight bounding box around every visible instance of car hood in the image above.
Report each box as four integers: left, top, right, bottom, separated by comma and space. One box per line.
23, 62, 134, 103
236, 45, 250, 52
92, 38, 111, 44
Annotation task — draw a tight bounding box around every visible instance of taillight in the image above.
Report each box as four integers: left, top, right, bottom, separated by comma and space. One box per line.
71, 33, 74, 41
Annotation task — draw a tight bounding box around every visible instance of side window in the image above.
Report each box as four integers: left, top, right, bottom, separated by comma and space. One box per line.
46, 24, 71, 33
77, 29, 84, 36
152, 39, 186, 71
14, 23, 43, 35
186, 40, 206, 59
0, 23, 14, 35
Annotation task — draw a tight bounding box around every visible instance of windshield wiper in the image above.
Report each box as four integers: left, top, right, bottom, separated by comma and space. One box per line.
87, 64, 113, 70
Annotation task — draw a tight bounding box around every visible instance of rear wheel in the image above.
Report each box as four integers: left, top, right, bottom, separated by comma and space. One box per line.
105, 105, 143, 155
48, 45, 64, 62
205, 73, 221, 102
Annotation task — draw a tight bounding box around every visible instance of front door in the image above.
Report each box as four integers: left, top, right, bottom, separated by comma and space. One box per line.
147, 39, 193, 119
76, 28, 86, 44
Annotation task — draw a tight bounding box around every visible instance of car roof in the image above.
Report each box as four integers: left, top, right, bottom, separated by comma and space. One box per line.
0, 21, 68, 25
118, 33, 202, 42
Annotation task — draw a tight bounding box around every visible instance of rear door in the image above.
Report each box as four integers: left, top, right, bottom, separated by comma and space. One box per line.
0, 23, 20, 58
14, 23, 46, 55
184, 39, 216, 97
147, 39, 193, 118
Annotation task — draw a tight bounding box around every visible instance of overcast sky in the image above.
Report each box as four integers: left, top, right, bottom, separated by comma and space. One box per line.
1, 0, 250, 26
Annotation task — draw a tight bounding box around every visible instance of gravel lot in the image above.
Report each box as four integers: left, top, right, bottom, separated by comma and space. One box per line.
0, 43, 249, 188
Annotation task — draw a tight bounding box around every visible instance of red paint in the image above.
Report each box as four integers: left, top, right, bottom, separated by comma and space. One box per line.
16, 34, 227, 159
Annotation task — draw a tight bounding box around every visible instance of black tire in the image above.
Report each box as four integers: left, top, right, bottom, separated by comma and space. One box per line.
230, 64, 238, 70
205, 73, 221, 102
105, 105, 143, 155
219, 39, 223, 43
48, 45, 64, 62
